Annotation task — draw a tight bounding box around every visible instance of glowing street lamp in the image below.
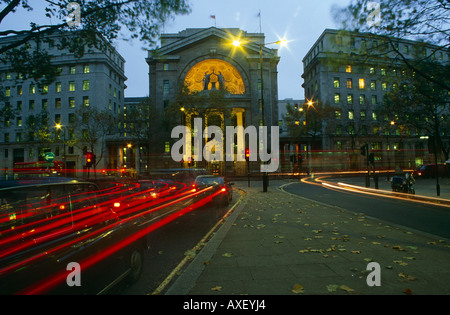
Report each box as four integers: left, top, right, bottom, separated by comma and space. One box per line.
232, 36, 288, 192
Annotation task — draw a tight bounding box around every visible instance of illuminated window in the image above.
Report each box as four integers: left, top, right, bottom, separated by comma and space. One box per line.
334, 93, 340, 104
83, 80, 89, 91
347, 94, 353, 104
370, 80, 376, 90
69, 81, 75, 92
346, 65, 352, 73
42, 84, 48, 94
70, 66, 76, 74
348, 110, 354, 120
84, 65, 90, 73
56, 82, 62, 92
334, 78, 340, 88
184, 59, 245, 94
346, 79, 352, 89
359, 79, 365, 89
359, 94, 366, 105
30, 84, 35, 94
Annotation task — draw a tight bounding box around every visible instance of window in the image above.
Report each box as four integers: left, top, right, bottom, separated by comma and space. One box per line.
334, 93, 340, 104
69, 113, 75, 124
42, 99, 48, 110
371, 95, 377, 105
55, 114, 61, 124
346, 65, 352, 73
42, 84, 48, 94
165, 141, 170, 153
16, 132, 22, 143
163, 80, 170, 93
83, 65, 90, 73
370, 80, 376, 90
69, 81, 75, 92
347, 94, 353, 105
56, 82, 62, 92
370, 67, 375, 74
348, 110, 354, 120
333, 78, 340, 88
359, 94, 366, 105
83, 80, 89, 91
346, 79, 352, 89
69, 97, 75, 108
360, 110, 366, 120
30, 84, 36, 94
381, 68, 386, 76
5, 87, 10, 97
382, 82, 387, 91
372, 112, 377, 121
17, 85, 22, 95
359, 78, 365, 89
29, 100, 35, 110
70, 66, 76, 74
55, 98, 61, 109
17, 117, 22, 127
16, 101, 22, 111
163, 63, 169, 71
335, 110, 341, 119
83, 96, 89, 107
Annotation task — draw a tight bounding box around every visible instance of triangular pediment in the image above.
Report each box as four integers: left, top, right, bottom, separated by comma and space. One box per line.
154, 27, 272, 57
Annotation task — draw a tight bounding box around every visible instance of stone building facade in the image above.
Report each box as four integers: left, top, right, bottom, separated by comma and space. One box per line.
300, 28, 449, 171
0, 32, 126, 179
146, 27, 280, 175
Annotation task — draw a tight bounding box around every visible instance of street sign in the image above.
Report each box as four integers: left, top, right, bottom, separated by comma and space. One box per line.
44, 152, 55, 162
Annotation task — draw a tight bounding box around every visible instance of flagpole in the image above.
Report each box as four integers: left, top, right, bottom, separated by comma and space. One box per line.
259, 9, 262, 33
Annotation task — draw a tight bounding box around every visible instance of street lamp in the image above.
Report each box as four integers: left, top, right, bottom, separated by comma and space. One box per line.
55, 123, 66, 176
234, 37, 287, 192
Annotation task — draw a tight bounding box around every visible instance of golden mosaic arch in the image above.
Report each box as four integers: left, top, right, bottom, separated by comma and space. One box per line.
184, 59, 245, 95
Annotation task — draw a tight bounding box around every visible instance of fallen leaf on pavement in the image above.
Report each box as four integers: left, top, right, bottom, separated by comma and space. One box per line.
211, 286, 222, 291
291, 284, 304, 294
222, 252, 233, 258
340, 285, 355, 293
326, 284, 339, 292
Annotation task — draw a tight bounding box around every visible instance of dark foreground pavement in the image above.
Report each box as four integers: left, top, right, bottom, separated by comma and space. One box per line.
162, 179, 450, 296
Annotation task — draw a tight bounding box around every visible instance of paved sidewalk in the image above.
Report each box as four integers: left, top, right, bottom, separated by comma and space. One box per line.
166, 180, 450, 295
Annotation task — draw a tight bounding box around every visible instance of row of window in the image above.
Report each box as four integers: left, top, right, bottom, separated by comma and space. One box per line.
334, 124, 417, 137
333, 77, 389, 91
3, 65, 90, 81
334, 93, 379, 106
3, 96, 90, 113
3, 80, 90, 97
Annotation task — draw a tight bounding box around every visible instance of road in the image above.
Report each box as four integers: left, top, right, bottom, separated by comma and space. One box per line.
107, 197, 235, 295
281, 179, 450, 240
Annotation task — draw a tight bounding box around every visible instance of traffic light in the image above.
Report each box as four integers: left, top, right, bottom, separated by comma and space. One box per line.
86, 152, 94, 168
245, 148, 250, 161
298, 154, 303, 164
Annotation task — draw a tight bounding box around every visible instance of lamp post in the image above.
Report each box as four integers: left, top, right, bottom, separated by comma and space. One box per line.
233, 38, 287, 192
55, 123, 66, 177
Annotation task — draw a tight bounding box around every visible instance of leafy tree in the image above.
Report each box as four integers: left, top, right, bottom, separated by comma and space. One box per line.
376, 59, 450, 160
0, 0, 191, 84
72, 106, 119, 167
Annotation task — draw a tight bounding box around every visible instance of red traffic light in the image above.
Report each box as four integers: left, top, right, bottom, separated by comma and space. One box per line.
245, 148, 250, 160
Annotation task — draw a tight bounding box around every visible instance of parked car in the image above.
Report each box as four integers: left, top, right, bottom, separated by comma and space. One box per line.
413, 164, 447, 178
0, 178, 149, 294
193, 175, 233, 206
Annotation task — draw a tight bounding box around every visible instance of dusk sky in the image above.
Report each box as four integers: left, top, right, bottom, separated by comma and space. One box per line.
1, 0, 352, 100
